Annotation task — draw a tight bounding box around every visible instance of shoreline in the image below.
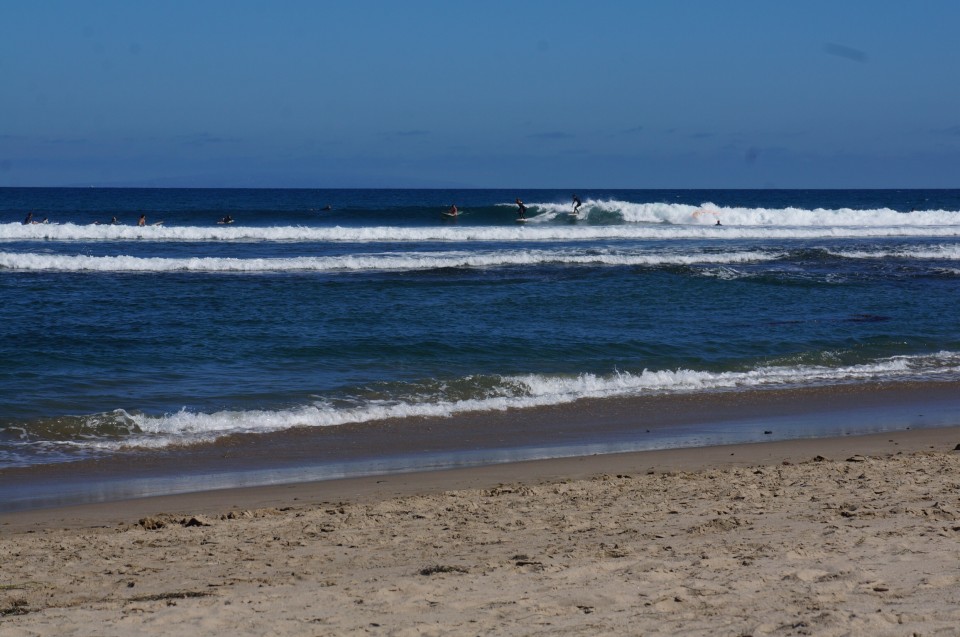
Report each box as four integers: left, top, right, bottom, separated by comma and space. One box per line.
4, 422, 959, 532
3, 380, 960, 514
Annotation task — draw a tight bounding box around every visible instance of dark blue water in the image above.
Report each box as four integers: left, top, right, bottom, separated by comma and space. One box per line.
2, 188, 960, 469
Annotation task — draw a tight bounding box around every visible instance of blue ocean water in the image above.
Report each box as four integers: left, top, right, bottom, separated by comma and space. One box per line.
2, 188, 960, 471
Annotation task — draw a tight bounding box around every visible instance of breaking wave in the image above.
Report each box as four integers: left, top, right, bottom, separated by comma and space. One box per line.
0, 249, 781, 273
28, 351, 960, 452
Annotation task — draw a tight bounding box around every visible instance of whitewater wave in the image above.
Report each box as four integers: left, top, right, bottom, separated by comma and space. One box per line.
50, 350, 960, 451
0, 249, 782, 273
3, 223, 960, 243
518, 199, 960, 226
3, 200, 960, 243
7, 242, 960, 274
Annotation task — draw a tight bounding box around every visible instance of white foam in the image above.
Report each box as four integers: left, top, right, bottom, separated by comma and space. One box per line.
0, 249, 782, 273
1, 223, 958, 242
830, 245, 960, 260
524, 199, 960, 227
528, 199, 960, 227
70, 351, 960, 451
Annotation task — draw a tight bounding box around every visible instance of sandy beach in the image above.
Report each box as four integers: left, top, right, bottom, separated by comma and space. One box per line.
3, 426, 960, 636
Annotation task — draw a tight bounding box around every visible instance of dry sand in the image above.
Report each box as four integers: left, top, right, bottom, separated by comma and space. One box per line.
3, 427, 960, 636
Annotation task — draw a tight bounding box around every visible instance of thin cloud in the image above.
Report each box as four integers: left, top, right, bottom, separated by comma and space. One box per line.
527, 131, 574, 140
935, 125, 960, 136
823, 43, 867, 63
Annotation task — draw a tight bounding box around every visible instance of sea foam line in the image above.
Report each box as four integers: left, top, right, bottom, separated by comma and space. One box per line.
68, 351, 960, 451
0, 249, 781, 273
9, 243, 960, 275
2, 224, 959, 243
830, 245, 960, 260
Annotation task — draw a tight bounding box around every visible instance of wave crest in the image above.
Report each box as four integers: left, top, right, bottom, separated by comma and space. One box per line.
38, 351, 960, 451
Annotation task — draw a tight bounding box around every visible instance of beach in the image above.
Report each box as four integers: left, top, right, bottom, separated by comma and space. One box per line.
3, 188, 960, 635
4, 426, 960, 636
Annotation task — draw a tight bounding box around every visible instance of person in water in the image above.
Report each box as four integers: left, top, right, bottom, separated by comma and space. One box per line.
23, 212, 33, 225
572, 194, 582, 215
715, 219, 722, 226
447, 204, 458, 217
219, 215, 234, 224
110, 216, 119, 224
516, 198, 527, 219
138, 214, 146, 227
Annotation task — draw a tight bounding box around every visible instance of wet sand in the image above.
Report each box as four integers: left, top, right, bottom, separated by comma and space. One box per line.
3, 425, 960, 635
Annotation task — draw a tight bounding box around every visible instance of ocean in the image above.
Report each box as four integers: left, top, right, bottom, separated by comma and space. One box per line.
3, 188, 960, 510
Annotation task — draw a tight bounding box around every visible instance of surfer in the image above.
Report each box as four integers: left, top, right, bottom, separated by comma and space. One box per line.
138, 214, 146, 227
447, 204, 458, 217
22, 212, 33, 225
715, 219, 722, 226
218, 215, 234, 224
572, 194, 582, 215
516, 198, 527, 219
110, 216, 119, 224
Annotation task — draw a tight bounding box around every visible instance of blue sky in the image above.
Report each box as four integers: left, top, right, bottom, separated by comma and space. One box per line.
2, 0, 959, 188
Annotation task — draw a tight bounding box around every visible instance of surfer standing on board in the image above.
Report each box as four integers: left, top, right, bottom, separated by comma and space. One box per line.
516, 198, 527, 219
572, 194, 582, 215
138, 214, 146, 227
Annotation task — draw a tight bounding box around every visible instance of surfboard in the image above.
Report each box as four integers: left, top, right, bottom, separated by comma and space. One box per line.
441, 212, 458, 218
516, 217, 527, 223
152, 221, 164, 226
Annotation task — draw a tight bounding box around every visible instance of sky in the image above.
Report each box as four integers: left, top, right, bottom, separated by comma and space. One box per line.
2, 0, 960, 188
